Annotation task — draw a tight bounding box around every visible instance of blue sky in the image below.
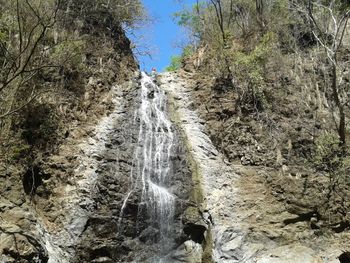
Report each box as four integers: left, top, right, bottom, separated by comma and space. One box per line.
131, 0, 195, 72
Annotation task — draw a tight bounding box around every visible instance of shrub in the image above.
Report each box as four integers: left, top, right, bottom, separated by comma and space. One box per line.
166, 46, 193, 72
233, 32, 276, 111
314, 132, 342, 172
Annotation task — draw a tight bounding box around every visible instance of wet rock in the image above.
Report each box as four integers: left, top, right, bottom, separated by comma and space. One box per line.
72, 73, 193, 263
139, 226, 159, 243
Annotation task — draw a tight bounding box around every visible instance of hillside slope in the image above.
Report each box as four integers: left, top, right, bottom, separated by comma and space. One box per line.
159, 70, 350, 262
0, 2, 139, 262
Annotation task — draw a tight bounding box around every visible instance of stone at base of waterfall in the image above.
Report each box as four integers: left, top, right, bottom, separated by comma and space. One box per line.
91, 257, 113, 263
171, 240, 203, 263
256, 245, 323, 263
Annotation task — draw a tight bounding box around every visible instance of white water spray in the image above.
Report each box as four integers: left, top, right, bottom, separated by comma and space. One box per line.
119, 72, 175, 259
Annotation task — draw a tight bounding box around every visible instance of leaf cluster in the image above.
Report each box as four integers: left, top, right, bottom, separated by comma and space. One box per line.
166, 46, 193, 72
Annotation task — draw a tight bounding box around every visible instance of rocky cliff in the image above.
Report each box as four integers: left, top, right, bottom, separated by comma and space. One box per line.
2, 67, 350, 263
0, 19, 139, 262
2, 66, 350, 263
161, 71, 349, 262
1, 8, 350, 263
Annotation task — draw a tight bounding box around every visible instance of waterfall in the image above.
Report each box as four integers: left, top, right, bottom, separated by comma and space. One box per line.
119, 72, 176, 260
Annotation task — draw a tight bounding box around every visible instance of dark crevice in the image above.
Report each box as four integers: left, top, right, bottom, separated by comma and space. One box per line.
339, 252, 350, 263
283, 211, 316, 225
331, 221, 350, 233
91, 247, 112, 259
183, 223, 207, 244
22, 166, 43, 196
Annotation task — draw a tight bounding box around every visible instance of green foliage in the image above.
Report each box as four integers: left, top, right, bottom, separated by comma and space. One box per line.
173, 2, 204, 38
0, 0, 146, 166
314, 132, 342, 172
10, 144, 31, 160
166, 45, 194, 71
174, 8, 194, 26
51, 39, 86, 69
234, 32, 275, 79
235, 32, 275, 64
313, 132, 350, 207
0, 30, 7, 42
182, 45, 194, 57
232, 32, 276, 109
269, 0, 291, 27
166, 55, 182, 72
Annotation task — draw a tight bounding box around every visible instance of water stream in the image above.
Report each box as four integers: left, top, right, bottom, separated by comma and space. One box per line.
119, 72, 175, 261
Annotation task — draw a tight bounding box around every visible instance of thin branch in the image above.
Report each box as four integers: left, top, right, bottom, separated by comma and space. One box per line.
0, 85, 38, 119
16, 0, 23, 54
335, 11, 350, 51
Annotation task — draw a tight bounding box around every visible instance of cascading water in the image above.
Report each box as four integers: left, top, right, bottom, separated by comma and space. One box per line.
119, 72, 176, 261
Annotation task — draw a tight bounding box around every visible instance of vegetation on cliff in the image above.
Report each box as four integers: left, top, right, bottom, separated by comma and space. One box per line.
173, 0, 350, 231
0, 1, 145, 262
0, 0, 143, 169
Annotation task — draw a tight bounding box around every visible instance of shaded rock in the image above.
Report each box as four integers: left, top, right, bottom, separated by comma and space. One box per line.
339, 252, 350, 263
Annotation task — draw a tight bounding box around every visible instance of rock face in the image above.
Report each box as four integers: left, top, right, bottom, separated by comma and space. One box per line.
0, 76, 141, 263
159, 71, 349, 263
0, 16, 138, 263
0, 72, 193, 263
255, 245, 324, 263
1, 68, 349, 262
73, 73, 193, 262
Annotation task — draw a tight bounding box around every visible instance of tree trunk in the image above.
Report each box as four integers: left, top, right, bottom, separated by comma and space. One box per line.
331, 62, 346, 147
256, 0, 264, 31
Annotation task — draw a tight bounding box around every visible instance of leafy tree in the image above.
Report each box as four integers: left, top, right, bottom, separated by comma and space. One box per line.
166, 55, 182, 72
174, 1, 207, 39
